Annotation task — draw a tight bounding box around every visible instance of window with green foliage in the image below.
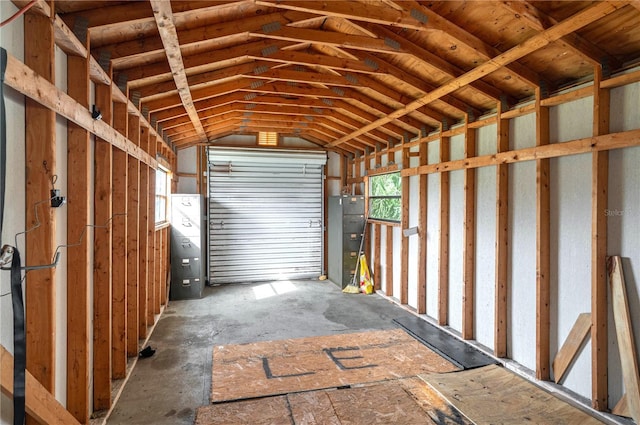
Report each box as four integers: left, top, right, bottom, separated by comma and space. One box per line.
155, 167, 170, 223
368, 172, 401, 222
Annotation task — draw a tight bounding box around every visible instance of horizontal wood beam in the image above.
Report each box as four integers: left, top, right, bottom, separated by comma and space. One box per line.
1, 345, 81, 425
2, 52, 156, 167
402, 128, 640, 176
328, 1, 625, 147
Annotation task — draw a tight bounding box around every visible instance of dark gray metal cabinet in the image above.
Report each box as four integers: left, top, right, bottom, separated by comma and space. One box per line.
170, 194, 205, 299
327, 195, 365, 288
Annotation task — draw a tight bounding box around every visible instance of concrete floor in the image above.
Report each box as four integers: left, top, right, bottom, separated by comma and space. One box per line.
106, 279, 417, 425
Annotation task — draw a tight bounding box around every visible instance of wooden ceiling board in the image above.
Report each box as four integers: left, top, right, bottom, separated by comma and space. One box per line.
39, 1, 640, 149
577, 6, 640, 61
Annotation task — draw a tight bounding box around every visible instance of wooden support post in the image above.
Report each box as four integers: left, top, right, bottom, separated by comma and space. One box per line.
374, 223, 381, 291
462, 123, 476, 340
111, 102, 128, 379
495, 103, 510, 357
609, 256, 640, 423
24, 12, 56, 398
127, 114, 141, 357
400, 146, 410, 305
93, 82, 113, 411
147, 167, 157, 323
592, 65, 610, 411
439, 135, 451, 325
417, 143, 428, 314
385, 225, 394, 296
536, 87, 551, 381
161, 227, 169, 305
138, 126, 149, 339
354, 155, 361, 195
66, 52, 91, 424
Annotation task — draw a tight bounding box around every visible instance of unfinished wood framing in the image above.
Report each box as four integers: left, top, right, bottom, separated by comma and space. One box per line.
138, 136, 150, 340
462, 122, 476, 340
6, 1, 640, 422
591, 65, 610, 411
1, 346, 81, 425
553, 313, 592, 384
535, 87, 551, 381
24, 11, 57, 397
385, 225, 393, 297
373, 223, 381, 291
66, 51, 91, 424
495, 102, 509, 358
400, 146, 410, 305
417, 143, 428, 314
93, 82, 114, 411
126, 113, 141, 358
147, 169, 157, 323
609, 256, 640, 423
111, 102, 129, 379
438, 135, 450, 326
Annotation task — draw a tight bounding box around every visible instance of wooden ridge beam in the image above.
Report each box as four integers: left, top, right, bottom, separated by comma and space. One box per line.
151, 0, 206, 143
329, 1, 625, 148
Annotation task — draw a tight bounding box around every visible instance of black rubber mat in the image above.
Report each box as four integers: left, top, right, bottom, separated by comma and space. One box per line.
393, 316, 497, 370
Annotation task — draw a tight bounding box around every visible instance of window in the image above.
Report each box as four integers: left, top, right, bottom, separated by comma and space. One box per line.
258, 131, 278, 146
368, 172, 401, 222
155, 167, 170, 223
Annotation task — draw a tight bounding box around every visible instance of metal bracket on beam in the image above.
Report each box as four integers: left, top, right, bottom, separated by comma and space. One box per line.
410, 9, 428, 24
384, 37, 401, 51
98, 50, 111, 72
364, 57, 379, 71
261, 45, 279, 57
261, 21, 282, 33
72, 17, 89, 44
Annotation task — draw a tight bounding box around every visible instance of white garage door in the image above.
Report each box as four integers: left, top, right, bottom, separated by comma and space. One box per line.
208, 147, 327, 284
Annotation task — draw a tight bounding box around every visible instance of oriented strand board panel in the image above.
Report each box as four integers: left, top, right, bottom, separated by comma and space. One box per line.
421, 365, 604, 424
211, 329, 457, 402
197, 378, 472, 425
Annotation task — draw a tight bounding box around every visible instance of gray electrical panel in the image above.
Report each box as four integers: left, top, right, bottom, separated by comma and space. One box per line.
327, 195, 365, 288
170, 194, 205, 299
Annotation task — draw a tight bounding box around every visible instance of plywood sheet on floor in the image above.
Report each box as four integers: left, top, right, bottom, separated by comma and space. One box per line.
211, 329, 457, 402
421, 364, 604, 425
197, 378, 472, 425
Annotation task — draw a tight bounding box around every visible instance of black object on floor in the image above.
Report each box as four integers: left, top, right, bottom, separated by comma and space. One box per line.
393, 316, 497, 370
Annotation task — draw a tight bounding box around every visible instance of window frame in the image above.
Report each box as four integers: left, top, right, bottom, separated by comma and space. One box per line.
155, 166, 171, 225
366, 171, 402, 223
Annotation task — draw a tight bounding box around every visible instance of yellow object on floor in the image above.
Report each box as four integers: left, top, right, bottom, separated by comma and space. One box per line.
359, 254, 374, 294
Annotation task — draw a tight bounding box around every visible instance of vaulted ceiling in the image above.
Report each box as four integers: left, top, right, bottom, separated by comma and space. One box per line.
52, 0, 640, 153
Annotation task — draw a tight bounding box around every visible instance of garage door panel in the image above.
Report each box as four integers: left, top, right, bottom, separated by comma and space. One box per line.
208, 147, 326, 284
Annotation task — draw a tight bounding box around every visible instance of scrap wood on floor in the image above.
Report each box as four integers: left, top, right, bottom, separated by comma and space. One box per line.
211, 328, 458, 403
196, 377, 472, 425
421, 364, 605, 425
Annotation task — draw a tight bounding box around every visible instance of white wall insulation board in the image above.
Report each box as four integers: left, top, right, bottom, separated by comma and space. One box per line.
507, 113, 537, 371
474, 124, 497, 350
426, 140, 441, 320
407, 150, 421, 308
448, 134, 465, 332
549, 153, 592, 399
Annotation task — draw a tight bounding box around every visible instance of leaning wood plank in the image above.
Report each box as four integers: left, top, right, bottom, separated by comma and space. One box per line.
613, 393, 630, 418
609, 256, 640, 423
1, 346, 81, 425
2, 53, 156, 168
421, 365, 602, 424
553, 313, 592, 384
